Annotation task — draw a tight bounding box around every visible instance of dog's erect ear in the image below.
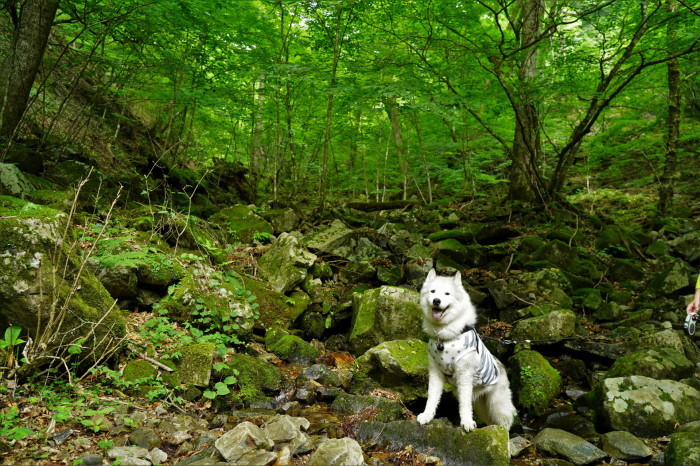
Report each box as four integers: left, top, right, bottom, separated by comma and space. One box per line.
426, 269, 436, 282
453, 271, 462, 285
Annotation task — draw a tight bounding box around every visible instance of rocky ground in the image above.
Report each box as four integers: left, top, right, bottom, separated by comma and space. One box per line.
1, 162, 700, 464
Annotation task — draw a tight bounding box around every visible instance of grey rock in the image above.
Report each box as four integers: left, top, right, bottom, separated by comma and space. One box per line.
301, 364, 342, 387
599, 431, 651, 460
146, 447, 168, 465
258, 232, 317, 293
302, 219, 356, 259
0, 163, 34, 197
307, 438, 366, 466
262, 415, 312, 455
510, 436, 532, 457
214, 421, 274, 463
532, 428, 606, 465
106, 446, 149, 459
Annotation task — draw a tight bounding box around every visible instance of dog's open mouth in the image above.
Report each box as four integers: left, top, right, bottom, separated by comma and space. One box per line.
432, 307, 445, 320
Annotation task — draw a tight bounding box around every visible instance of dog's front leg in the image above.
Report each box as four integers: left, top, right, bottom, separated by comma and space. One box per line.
454, 369, 477, 432
417, 359, 443, 425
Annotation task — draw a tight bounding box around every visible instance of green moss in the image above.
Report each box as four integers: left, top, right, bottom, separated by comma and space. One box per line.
510, 350, 562, 415
0, 195, 65, 219
174, 343, 215, 387
264, 327, 318, 364
226, 353, 282, 405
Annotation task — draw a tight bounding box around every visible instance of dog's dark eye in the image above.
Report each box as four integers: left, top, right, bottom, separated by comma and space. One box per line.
430, 290, 435, 293
445, 292, 450, 296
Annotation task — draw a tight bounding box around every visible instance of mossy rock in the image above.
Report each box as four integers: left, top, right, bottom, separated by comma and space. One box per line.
241, 276, 306, 329
225, 353, 283, 405
209, 205, 273, 244
0, 196, 126, 368
589, 376, 700, 437
665, 431, 700, 466
348, 286, 423, 355
265, 327, 319, 364
509, 309, 576, 343
156, 265, 257, 340
509, 350, 562, 416
533, 240, 579, 269
427, 229, 475, 243
350, 339, 429, 401
606, 348, 694, 380
122, 360, 159, 397
173, 342, 216, 387
355, 420, 510, 466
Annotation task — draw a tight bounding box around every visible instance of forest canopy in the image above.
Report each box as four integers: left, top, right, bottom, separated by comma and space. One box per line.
1, 0, 699, 209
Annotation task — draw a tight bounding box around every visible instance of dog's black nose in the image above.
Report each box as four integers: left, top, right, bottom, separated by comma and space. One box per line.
432, 298, 441, 307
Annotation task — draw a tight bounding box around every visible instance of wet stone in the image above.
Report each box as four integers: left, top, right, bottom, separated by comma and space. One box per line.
533, 428, 606, 465
599, 431, 652, 461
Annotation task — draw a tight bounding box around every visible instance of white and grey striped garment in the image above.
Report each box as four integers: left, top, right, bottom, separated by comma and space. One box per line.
428, 328, 499, 386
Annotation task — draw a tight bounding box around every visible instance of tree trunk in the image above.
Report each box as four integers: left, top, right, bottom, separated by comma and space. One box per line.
508, 0, 543, 203
0, 0, 59, 140
382, 96, 408, 200
318, 6, 343, 214
658, 1, 680, 215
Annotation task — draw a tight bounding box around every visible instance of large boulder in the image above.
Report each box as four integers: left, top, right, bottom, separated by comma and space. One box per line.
349, 286, 423, 355
589, 376, 700, 437
258, 233, 317, 293
0, 196, 126, 367
355, 420, 510, 466
350, 339, 429, 401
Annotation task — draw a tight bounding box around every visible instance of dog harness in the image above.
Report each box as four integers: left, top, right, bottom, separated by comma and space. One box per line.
428, 327, 499, 386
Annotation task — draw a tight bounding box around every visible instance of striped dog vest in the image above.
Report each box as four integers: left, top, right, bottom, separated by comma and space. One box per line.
428, 327, 499, 386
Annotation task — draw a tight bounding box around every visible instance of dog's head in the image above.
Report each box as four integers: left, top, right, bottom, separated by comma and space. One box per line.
420, 269, 468, 323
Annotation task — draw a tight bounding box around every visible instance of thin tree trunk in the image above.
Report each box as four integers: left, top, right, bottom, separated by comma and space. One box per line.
0, 0, 59, 140
318, 6, 343, 213
658, 0, 680, 215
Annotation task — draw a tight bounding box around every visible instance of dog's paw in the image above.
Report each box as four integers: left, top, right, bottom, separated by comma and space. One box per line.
461, 419, 477, 432
416, 412, 433, 425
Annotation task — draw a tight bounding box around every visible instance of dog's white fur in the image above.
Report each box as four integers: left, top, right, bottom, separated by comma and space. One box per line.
417, 269, 515, 432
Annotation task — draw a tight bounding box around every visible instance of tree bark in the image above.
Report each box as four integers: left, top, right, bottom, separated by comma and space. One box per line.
0, 0, 59, 140
382, 95, 408, 200
658, 0, 680, 215
508, 0, 543, 203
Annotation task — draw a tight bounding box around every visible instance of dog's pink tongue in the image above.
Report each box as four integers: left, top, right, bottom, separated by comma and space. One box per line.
432, 310, 443, 320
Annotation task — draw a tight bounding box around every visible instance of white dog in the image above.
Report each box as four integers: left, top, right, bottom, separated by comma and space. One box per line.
416, 269, 515, 432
